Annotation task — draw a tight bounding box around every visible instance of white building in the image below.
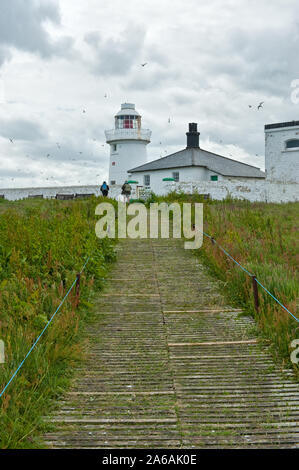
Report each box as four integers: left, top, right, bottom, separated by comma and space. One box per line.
1, 112, 298, 203
128, 122, 265, 193
265, 121, 299, 184
127, 121, 299, 202
105, 103, 151, 185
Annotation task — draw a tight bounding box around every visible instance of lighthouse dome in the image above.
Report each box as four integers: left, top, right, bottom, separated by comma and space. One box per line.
115, 103, 140, 117
115, 103, 141, 129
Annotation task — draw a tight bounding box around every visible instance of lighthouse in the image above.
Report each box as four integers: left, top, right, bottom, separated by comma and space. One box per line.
105, 103, 151, 185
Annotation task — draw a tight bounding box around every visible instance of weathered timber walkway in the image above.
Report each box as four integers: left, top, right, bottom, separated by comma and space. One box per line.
44, 237, 299, 448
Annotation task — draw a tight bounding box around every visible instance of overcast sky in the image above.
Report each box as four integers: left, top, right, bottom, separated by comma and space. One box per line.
0, 0, 298, 188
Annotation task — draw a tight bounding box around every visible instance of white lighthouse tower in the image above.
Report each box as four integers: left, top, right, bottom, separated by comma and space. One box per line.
105, 103, 151, 185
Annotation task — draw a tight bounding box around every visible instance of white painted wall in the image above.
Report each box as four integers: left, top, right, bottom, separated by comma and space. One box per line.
130, 167, 211, 194
0, 180, 297, 203
0, 184, 139, 202
107, 138, 150, 185
105, 127, 151, 185
265, 124, 299, 183
163, 180, 298, 203
130, 166, 263, 197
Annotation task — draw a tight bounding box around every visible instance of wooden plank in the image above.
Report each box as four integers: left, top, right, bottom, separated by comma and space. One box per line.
168, 339, 259, 347
101, 294, 160, 297
164, 309, 243, 314
66, 391, 175, 396
49, 418, 177, 424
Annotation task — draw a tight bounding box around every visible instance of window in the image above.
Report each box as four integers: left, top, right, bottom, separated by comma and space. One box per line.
210, 175, 218, 181
144, 174, 150, 186
110, 180, 116, 185
112, 162, 115, 166
116, 115, 139, 129
286, 139, 299, 149
172, 171, 179, 182
112, 144, 117, 152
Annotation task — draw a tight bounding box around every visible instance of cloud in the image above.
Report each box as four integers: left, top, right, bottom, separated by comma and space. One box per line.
0, 0, 298, 188
84, 25, 146, 76
0, 0, 73, 63
0, 118, 46, 141
0, 45, 11, 67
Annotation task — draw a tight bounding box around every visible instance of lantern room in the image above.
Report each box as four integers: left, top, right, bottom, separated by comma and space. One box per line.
115, 103, 141, 129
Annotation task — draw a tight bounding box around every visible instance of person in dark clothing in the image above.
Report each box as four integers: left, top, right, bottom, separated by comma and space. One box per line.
100, 181, 109, 197
121, 181, 132, 202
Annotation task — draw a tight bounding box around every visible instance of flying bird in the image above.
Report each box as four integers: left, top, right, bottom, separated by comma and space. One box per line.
141, 63, 147, 67
9, 138, 13, 143
257, 101, 264, 110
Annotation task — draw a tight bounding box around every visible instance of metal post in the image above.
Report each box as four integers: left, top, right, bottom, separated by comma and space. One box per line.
75, 273, 81, 307
251, 275, 259, 313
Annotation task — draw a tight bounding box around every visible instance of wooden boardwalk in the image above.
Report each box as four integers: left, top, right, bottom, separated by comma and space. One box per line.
44, 237, 299, 448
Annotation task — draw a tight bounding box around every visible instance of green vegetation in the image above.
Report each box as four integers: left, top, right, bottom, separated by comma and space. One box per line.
153, 192, 299, 373
0, 197, 117, 448
201, 199, 299, 369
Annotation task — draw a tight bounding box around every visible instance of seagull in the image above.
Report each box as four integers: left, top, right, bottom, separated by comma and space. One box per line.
9, 138, 14, 143
257, 101, 264, 110
141, 63, 147, 67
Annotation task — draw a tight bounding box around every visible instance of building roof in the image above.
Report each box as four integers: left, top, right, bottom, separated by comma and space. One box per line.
115, 103, 140, 117
265, 120, 299, 130
129, 147, 265, 178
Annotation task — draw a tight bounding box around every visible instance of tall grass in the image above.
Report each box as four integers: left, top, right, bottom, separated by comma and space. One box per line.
199, 200, 299, 371
0, 197, 117, 448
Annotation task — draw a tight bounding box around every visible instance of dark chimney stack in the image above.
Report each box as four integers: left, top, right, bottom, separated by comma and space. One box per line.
186, 123, 200, 148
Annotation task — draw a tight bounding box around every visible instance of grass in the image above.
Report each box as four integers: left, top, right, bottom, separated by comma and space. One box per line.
1, 192, 298, 447
199, 199, 299, 371
0, 196, 117, 448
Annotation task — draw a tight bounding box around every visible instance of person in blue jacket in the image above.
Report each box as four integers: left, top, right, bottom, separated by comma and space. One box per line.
100, 181, 109, 197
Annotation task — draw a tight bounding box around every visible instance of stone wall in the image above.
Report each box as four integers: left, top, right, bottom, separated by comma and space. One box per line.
0, 181, 297, 203
164, 180, 299, 203
0, 184, 125, 201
